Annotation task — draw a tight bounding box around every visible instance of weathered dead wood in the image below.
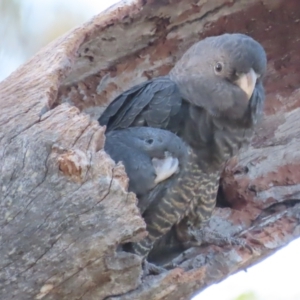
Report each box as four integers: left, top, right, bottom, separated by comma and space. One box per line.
0, 0, 300, 299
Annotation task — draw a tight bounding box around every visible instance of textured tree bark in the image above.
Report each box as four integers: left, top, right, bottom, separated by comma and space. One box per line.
0, 0, 300, 299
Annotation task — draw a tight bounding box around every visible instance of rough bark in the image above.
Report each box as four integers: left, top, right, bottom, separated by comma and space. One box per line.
0, 0, 299, 299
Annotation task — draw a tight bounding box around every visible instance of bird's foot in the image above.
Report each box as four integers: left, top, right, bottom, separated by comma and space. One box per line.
142, 260, 167, 277
186, 227, 253, 253
153, 154, 179, 184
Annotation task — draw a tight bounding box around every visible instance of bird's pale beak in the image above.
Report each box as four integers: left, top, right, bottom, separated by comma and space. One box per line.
235, 68, 258, 100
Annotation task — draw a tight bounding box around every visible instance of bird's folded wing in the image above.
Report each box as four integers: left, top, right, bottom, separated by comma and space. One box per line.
98, 76, 183, 132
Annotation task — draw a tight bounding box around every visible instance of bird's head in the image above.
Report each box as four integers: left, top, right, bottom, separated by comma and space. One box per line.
169, 33, 267, 126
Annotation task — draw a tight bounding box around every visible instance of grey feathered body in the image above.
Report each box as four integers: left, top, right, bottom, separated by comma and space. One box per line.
128, 96, 259, 256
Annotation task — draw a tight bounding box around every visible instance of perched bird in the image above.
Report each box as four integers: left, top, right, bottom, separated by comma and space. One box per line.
99, 33, 267, 262
104, 127, 188, 214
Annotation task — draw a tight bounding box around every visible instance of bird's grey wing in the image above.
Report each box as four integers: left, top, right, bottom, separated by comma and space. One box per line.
98, 76, 184, 133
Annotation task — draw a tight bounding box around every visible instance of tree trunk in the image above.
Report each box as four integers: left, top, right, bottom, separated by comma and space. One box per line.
0, 0, 299, 299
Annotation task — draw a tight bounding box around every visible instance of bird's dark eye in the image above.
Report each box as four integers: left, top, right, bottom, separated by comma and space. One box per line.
214, 62, 223, 73
146, 138, 154, 144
